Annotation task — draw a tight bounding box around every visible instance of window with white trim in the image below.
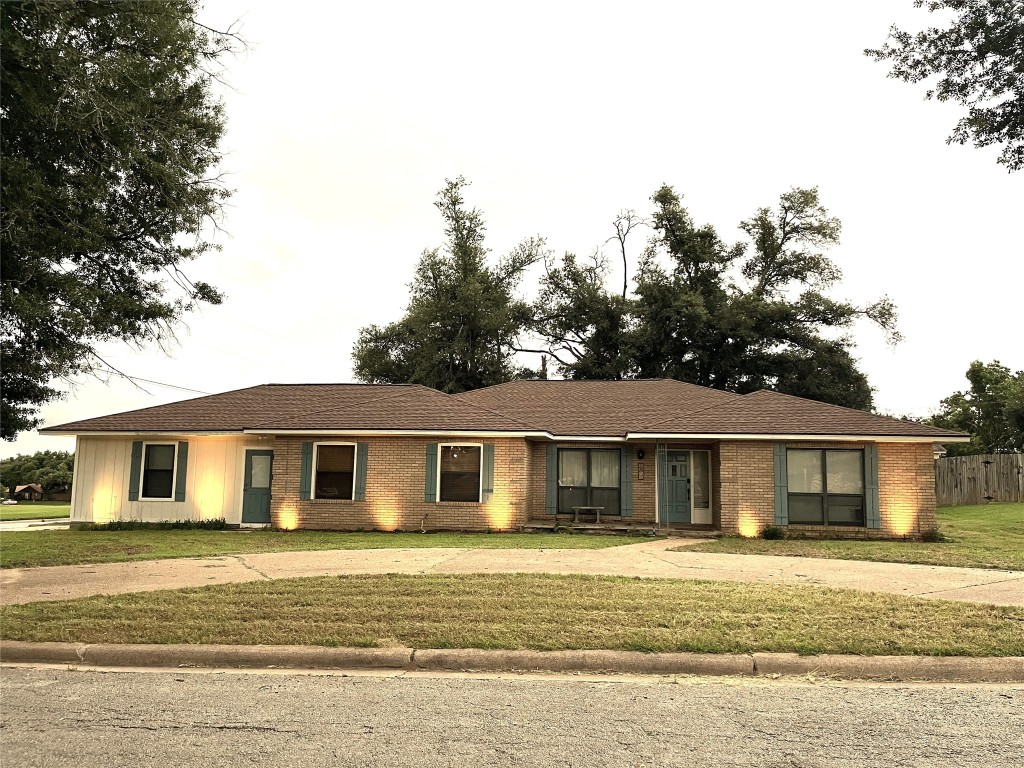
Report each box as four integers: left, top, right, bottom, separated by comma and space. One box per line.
439, 444, 481, 502
141, 443, 177, 500
313, 443, 355, 500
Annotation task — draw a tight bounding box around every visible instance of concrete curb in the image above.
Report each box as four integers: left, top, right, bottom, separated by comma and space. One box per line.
2, 642, 1022, 682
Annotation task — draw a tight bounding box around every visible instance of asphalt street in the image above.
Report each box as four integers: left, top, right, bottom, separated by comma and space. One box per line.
2, 666, 1022, 767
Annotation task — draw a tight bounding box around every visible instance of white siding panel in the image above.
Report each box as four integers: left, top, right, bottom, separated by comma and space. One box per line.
69, 435, 275, 524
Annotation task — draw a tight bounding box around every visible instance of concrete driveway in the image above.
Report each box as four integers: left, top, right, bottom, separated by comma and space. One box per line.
2, 539, 1022, 607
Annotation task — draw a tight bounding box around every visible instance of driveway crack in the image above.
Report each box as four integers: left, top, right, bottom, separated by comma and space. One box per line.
233, 556, 271, 580
912, 574, 1024, 597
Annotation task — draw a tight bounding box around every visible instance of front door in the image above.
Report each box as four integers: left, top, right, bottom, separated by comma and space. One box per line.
663, 452, 691, 523
242, 449, 273, 524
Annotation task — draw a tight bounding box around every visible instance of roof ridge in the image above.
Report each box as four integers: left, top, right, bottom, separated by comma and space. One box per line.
258, 385, 435, 424
637, 386, 744, 430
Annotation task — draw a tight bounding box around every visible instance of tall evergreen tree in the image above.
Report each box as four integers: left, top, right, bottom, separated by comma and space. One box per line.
353, 178, 542, 392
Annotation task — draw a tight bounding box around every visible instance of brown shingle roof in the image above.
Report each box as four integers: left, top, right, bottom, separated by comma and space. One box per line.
249, 385, 534, 432
454, 379, 739, 436
638, 389, 965, 438
41, 380, 967, 440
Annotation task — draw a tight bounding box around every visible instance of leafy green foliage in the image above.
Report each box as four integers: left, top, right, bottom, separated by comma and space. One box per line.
353, 178, 543, 392
0, 0, 238, 439
930, 361, 1024, 455
866, 0, 1024, 171
533, 186, 897, 410
0, 450, 74, 493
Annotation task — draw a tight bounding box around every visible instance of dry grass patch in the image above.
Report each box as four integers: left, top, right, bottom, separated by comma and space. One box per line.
2, 574, 1022, 656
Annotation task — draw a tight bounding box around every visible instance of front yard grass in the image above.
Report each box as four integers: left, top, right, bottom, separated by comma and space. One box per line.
0, 502, 71, 522
2, 573, 1022, 657
681, 503, 1024, 571
0, 529, 642, 569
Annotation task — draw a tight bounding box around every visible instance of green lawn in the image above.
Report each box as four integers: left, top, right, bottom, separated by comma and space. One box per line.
2, 573, 1021, 657
0, 529, 642, 569
682, 503, 1024, 571
0, 502, 70, 522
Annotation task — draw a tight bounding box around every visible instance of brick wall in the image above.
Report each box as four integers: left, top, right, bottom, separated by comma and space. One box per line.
715, 439, 938, 539
270, 436, 530, 531
717, 441, 776, 536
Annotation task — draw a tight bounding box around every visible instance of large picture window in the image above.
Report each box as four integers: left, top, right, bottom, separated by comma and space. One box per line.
314, 443, 355, 499
787, 449, 864, 526
558, 448, 621, 515
439, 444, 481, 502
141, 443, 177, 499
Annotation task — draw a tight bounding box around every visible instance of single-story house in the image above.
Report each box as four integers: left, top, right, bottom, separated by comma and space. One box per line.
12, 483, 44, 501
41, 379, 968, 538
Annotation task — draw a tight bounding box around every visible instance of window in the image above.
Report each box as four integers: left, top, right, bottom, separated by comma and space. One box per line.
787, 449, 864, 526
313, 443, 355, 499
558, 448, 621, 515
439, 444, 481, 502
141, 443, 176, 500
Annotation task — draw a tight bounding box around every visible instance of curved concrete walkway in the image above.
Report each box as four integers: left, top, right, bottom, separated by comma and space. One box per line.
2, 539, 1022, 607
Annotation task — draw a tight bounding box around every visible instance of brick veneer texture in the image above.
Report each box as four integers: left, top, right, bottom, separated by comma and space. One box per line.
268, 436, 936, 538
715, 440, 937, 539
270, 436, 531, 531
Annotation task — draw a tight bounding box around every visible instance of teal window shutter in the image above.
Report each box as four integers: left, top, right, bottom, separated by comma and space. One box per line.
299, 442, 313, 500
354, 442, 369, 501
656, 443, 668, 523
545, 444, 558, 515
773, 444, 789, 525
174, 441, 189, 502
620, 448, 633, 517
128, 441, 143, 501
865, 444, 880, 529
481, 443, 495, 501
424, 443, 438, 502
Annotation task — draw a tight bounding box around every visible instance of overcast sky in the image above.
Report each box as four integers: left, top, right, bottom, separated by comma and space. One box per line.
6, 0, 1021, 460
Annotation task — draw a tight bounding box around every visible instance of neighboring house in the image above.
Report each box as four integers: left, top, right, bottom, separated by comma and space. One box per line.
40, 380, 968, 539
12, 483, 44, 501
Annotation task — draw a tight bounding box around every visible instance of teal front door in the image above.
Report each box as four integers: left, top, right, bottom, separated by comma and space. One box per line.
663, 452, 691, 523
242, 449, 273, 524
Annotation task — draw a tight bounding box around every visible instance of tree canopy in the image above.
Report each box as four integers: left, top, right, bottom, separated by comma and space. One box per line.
0, 450, 74, 494
930, 360, 1024, 455
0, 0, 238, 440
531, 186, 897, 410
352, 178, 543, 392
866, 0, 1024, 171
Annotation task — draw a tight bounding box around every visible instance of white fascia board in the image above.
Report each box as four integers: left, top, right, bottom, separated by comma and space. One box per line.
40, 430, 243, 437
243, 429, 547, 438
625, 432, 972, 443
542, 435, 629, 442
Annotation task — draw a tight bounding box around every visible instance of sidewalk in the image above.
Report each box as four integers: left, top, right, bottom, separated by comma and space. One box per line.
3, 539, 1022, 606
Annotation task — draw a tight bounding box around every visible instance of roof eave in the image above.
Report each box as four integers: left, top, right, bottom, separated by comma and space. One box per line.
625, 432, 972, 443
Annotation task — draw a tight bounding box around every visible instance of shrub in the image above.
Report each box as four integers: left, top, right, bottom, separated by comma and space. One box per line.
761, 525, 786, 540
79, 518, 227, 531
920, 527, 947, 543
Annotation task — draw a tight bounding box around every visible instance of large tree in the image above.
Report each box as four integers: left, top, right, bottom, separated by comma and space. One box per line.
1, 0, 238, 440
530, 186, 897, 410
353, 178, 542, 392
0, 449, 74, 494
866, 0, 1024, 171
930, 360, 1024, 454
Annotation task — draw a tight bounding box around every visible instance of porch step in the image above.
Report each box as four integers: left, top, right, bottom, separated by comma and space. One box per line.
521, 521, 660, 537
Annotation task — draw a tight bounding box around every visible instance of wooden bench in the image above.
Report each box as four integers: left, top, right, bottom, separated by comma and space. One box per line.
572, 505, 605, 523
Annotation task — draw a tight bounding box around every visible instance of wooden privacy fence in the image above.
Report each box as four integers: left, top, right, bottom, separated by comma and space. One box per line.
935, 453, 1024, 506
